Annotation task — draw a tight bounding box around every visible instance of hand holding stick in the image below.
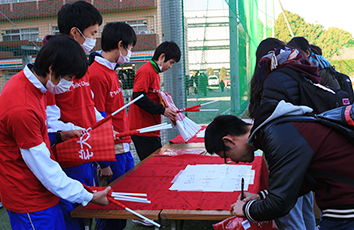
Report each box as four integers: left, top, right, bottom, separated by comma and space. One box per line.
83, 184, 161, 228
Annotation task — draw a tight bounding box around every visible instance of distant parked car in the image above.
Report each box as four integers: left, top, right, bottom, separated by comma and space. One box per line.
208, 75, 219, 86
223, 76, 230, 86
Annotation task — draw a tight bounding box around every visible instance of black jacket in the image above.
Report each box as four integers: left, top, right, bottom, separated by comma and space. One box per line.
252, 68, 301, 132
261, 68, 300, 107
245, 102, 354, 222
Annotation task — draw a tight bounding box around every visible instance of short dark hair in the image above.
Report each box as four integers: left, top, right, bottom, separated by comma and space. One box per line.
205, 115, 251, 154
152, 41, 181, 63
33, 35, 88, 80
310, 44, 322, 55
58, 0, 102, 35
101, 22, 137, 51
287, 37, 311, 53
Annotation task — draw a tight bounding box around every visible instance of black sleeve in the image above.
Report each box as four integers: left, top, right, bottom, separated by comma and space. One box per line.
132, 91, 165, 115
244, 122, 314, 222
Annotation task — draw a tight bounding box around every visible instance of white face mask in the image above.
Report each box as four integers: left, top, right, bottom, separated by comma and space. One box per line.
117, 49, 132, 64
77, 28, 96, 53
158, 58, 165, 72
46, 74, 73, 94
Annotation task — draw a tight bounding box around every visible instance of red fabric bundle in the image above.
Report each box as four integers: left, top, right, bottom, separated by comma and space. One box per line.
53, 118, 116, 168
213, 216, 278, 230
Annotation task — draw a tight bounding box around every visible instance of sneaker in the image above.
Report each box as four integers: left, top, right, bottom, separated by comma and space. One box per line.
132, 219, 154, 227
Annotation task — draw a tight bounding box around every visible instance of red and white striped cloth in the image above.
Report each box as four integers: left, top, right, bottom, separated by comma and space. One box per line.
155, 90, 201, 141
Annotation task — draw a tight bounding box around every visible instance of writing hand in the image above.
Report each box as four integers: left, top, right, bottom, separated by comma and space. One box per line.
238, 192, 261, 202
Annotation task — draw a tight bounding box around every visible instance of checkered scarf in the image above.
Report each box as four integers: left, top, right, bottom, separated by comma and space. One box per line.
257, 47, 320, 84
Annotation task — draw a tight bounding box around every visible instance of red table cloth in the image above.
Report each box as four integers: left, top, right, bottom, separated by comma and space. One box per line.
86, 154, 268, 211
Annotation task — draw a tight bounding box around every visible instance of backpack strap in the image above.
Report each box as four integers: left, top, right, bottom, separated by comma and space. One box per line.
309, 169, 354, 187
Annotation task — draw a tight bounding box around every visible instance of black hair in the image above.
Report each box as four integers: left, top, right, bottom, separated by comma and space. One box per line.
152, 41, 181, 63
58, 0, 102, 35
33, 34, 88, 80
248, 38, 285, 119
310, 44, 322, 55
287, 37, 311, 53
101, 22, 137, 51
205, 115, 251, 154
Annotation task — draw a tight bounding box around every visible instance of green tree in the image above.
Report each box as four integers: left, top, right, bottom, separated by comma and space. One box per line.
206, 67, 214, 76
275, 10, 354, 58
317, 27, 354, 57
219, 67, 227, 80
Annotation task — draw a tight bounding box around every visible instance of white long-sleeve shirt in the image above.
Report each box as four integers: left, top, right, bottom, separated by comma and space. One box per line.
20, 142, 93, 206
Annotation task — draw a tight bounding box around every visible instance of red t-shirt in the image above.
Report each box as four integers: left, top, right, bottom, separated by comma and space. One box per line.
46, 74, 96, 129
88, 61, 131, 143
0, 71, 59, 213
128, 61, 162, 137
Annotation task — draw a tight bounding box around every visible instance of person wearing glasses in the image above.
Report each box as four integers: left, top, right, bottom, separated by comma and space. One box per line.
205, 100, 354, 230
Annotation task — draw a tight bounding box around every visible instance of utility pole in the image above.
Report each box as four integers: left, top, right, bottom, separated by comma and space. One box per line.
278, 0, 294, 37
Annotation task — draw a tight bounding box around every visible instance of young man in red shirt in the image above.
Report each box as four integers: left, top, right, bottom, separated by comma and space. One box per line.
44, 2, 112, 229
0, 35, 110, 230
128, 41, 181, 161
88, 22, 137, 230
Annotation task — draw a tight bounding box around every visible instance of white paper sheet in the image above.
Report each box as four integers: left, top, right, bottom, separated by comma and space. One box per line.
169, 164, 253, 192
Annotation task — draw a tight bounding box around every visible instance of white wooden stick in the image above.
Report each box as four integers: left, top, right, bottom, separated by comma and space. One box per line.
111, 192, 147, 197
111, 94, 144, 116
138, 123, 172, 133
200, 99, 221, 107
198, 109, 219, 112
113, 196, 151, 203
125, 207, 161, 228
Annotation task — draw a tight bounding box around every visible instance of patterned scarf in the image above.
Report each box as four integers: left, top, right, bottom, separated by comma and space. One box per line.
308, 52, 331, 69
257, 47, 321, 84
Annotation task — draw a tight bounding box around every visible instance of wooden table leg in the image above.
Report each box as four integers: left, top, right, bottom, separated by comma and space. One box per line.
170, 220, 177, 230
179, 220, 184, 230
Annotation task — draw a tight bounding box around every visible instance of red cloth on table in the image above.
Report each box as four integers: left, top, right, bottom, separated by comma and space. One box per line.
86, 154, 268, 211
169, 125, 207, 143
53, 118, 116, 168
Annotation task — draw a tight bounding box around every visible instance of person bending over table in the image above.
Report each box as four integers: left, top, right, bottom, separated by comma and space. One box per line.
205, 100, 354, 230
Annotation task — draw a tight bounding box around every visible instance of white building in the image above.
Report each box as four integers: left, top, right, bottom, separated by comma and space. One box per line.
185, 9, 230, 76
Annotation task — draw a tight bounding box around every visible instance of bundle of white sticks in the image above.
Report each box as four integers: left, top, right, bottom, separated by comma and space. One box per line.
156, 90, 201, 141
111, 192, 151, 204
114, 123, 172, 138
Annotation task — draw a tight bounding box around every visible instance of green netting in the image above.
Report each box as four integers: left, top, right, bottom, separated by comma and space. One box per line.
0, 0, 275, 142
